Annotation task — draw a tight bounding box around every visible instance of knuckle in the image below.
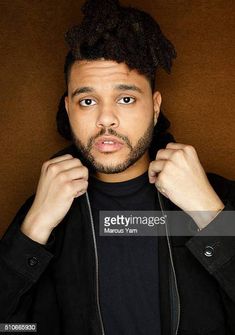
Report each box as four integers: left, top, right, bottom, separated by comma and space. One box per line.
47, 163, 59, 175
166, 142, 174, 148
41, 163, 47, 173
164, 160, 173, 171
156, 149, 164, 158
173, 149, 183, 158
41, 160, 50, 172
57, 172, 67, 183
149, 160, 155, 168
83, 166, 89, 177
185, 144, 196, 153
73, 158, 82, 165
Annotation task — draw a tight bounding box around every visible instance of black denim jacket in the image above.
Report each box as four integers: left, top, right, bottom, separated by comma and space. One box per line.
0, 144, 235, 335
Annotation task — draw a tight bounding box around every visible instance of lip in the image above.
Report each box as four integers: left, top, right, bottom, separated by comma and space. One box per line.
94, 136, 124, 153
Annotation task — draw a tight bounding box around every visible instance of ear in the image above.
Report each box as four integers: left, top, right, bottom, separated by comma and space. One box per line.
153, 91, 162, 126
65, 95, 69, 115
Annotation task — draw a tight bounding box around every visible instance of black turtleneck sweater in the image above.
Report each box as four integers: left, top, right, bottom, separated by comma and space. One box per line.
88, 171, 161, 334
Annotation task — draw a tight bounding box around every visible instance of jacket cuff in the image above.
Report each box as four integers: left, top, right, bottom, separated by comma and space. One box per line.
0, 224, 54, 282
186, 201, 235, 274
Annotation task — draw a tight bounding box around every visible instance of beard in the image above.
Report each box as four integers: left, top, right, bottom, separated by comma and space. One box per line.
71, 121, 154, 174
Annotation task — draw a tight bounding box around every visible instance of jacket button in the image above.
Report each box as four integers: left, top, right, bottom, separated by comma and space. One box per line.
204, 246, 214, 257
28, 257, 39, 267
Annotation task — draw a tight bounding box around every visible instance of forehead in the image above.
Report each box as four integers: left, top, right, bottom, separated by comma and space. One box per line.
68, 60, 150, 89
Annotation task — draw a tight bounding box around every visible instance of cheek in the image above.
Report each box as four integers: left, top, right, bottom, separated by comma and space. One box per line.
68, 111, 95, 141
129, 120, 152, 143
125, 108, 153, 137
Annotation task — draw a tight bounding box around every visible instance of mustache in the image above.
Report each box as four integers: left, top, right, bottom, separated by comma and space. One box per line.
88, 128, 132, 150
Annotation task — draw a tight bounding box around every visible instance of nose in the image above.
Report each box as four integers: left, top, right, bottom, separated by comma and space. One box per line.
96, 105, 119, 129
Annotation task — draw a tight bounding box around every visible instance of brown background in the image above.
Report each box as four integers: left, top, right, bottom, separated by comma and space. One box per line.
0, 0, 234, 236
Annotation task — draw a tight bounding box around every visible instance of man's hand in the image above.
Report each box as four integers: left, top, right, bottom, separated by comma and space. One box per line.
148, 143, 224, 229
21, 154, 89, 244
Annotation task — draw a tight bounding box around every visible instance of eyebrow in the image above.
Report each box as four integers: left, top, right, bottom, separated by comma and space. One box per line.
71, 83, 143, 99
114, 84, 143, 94
71, 87, 94, 99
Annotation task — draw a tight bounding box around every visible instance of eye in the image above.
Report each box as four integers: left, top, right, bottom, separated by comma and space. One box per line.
118, 97, 135, 104
79, 98, 96, 107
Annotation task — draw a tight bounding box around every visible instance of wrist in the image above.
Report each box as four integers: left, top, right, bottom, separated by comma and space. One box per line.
21, 215, 53, 245
190, 201, 225, 230
183, 185, 225, 229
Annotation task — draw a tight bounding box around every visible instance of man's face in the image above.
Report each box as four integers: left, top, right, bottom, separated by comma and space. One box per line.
65, 60, 161, 177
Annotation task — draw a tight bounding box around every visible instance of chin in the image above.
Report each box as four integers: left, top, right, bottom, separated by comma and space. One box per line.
94, 159, 127, 171
90, 155, 138, 174
92, 150, 127, 162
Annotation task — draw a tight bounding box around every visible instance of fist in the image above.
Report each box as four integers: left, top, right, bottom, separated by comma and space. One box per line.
148, 143, 224, 226
23, 154, 88, 236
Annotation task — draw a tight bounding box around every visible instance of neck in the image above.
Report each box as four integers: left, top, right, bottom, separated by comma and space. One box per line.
94, 152, 150, 182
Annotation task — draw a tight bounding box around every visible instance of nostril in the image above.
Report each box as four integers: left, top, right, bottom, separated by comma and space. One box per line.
97, 120, 119, 128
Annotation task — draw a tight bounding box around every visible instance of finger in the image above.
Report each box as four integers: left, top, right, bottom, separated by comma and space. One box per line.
148, 160, 165, 183
71, 179, 89, 198
156, 148, 177, 160
165, 142, 187, 150
54, 158, 84, 171
46, 158, 84, 175
42, 154, 74, 171
46, 154, 74, 164
58, 166, 89, 182
154, 177, 168, 198
165, 143, 198, 161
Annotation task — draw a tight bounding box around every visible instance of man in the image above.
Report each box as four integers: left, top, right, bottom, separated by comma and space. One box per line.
0, 0, 234, 334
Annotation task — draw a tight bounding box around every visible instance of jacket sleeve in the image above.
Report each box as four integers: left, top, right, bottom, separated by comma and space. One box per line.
0, 196, 55, 321
186, 174, 235, 328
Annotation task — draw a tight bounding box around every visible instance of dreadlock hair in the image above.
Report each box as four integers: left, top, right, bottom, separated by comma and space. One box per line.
57, 0, 176, 147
